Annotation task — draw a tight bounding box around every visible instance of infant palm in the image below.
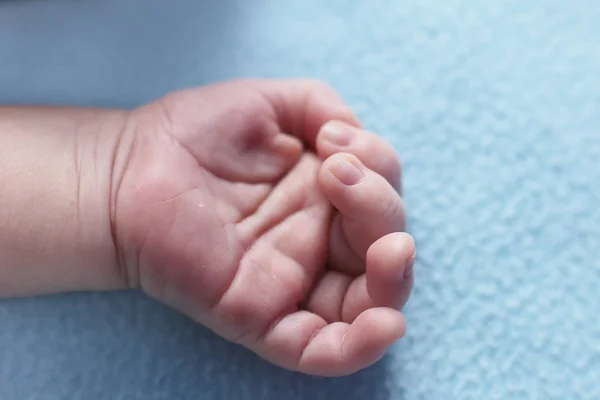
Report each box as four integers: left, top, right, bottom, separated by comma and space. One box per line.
111, 80, 414, 376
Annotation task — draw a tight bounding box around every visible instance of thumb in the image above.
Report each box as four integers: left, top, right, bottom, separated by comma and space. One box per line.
154, 79, 359, 182
249, 78, 361, 148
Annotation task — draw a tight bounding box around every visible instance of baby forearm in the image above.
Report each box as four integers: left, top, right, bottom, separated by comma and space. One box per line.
0, 106, 129, 297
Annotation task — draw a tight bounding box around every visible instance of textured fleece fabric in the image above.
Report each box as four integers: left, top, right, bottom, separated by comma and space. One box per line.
1, 0, 599, 399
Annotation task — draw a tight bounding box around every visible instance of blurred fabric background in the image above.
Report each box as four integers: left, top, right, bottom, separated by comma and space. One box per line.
1, 1, 599, 399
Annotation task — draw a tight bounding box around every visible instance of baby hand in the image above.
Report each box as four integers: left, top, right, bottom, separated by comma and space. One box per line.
113, 79, 415, 376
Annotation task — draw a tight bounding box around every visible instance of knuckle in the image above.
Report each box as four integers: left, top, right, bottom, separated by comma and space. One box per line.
299, 79, 346, 105
300, 78, 336, 93
377, 195, 404, 224
359, 134, 402, 189
379, 154, 402, 190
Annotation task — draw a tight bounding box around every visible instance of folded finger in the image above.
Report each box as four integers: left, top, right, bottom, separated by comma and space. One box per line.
304, 233, 414, 324
256, 308, 405, 376
316, 120, 402, 191
319, 153, 405, 275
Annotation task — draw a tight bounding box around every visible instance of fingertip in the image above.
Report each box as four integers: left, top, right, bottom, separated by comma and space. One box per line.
366, 233, 416, 307
367, 233, 416, 269
403, 252, 416, 280
319, 152, 366, 189
317, 120, 355, 151
271, 133, 304, 161
316, 120, 402, 191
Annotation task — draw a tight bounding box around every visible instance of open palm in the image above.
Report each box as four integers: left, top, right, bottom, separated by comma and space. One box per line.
113, 79, 415, 376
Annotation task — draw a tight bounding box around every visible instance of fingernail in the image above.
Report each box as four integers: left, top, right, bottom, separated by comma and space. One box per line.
403, 255, 415, 279
329, 157, 364, 186
322, 122, 353, 147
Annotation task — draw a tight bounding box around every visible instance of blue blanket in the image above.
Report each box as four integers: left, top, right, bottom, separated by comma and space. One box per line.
1, 0, 599, 398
